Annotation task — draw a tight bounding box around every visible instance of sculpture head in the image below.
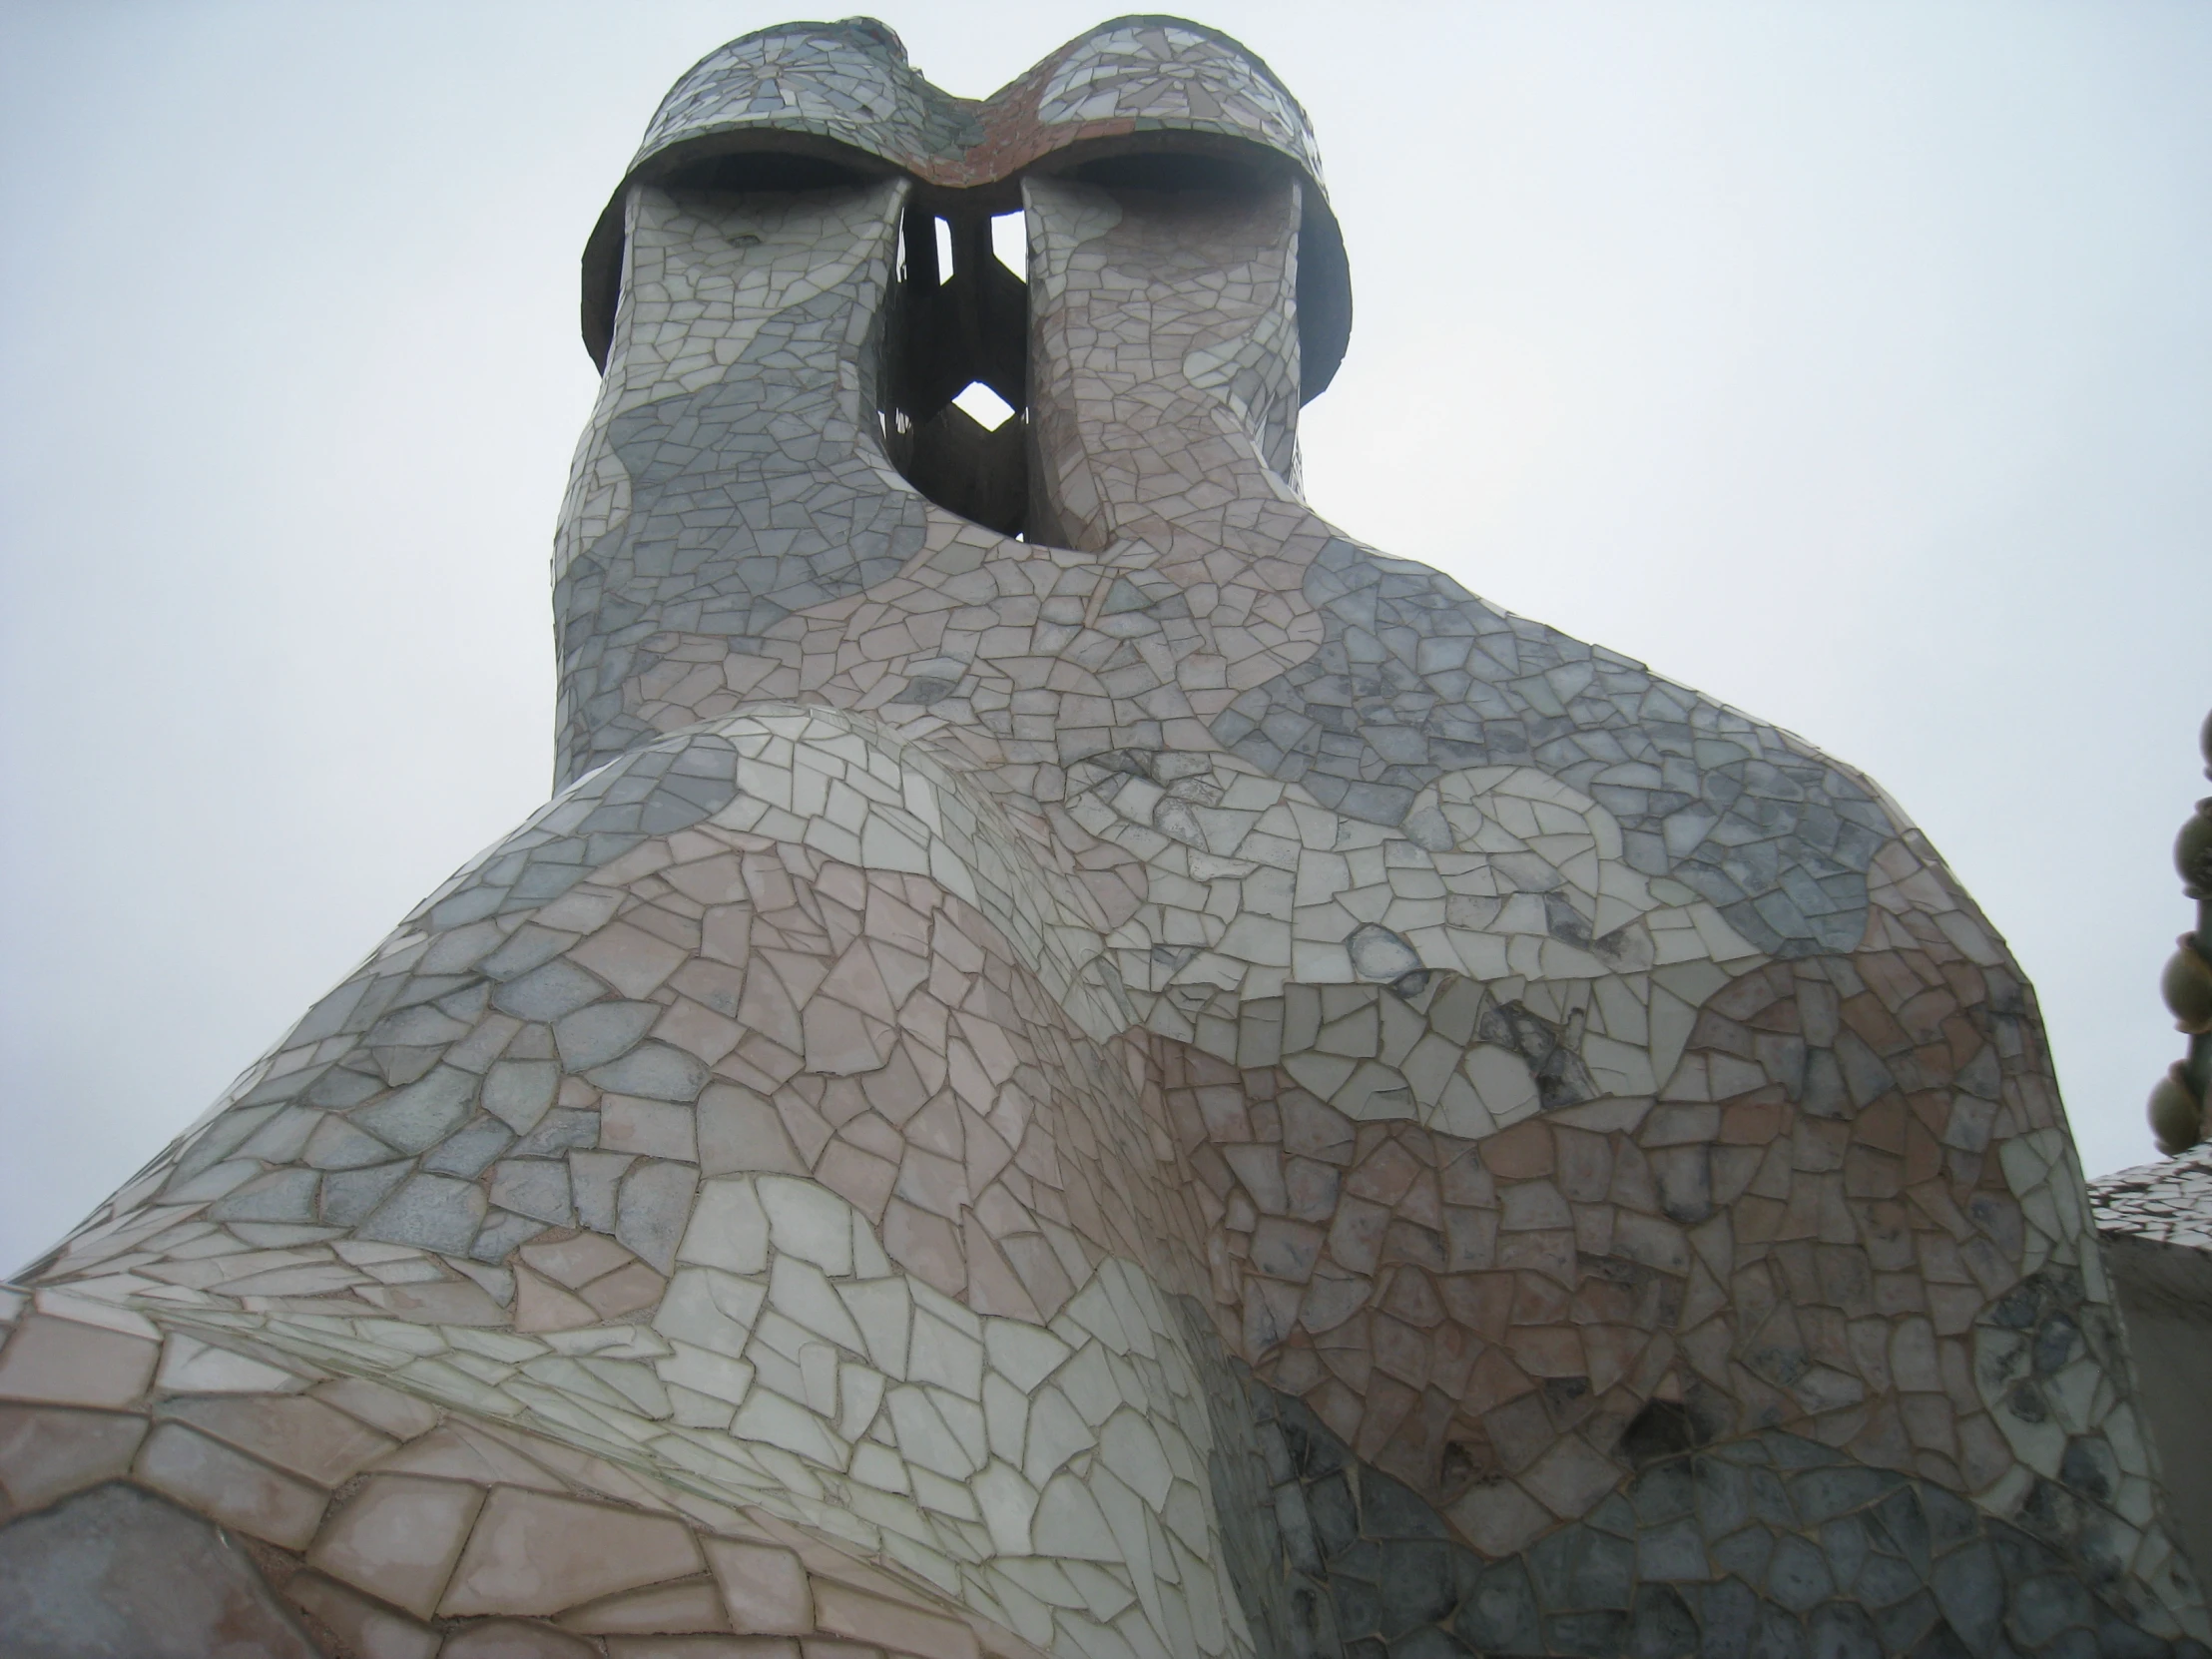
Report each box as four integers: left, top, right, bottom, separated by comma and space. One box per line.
577, 16, 1351, 391
554, 16, 1349, 731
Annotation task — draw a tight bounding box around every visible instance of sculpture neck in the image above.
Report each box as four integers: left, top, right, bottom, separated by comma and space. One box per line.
549, 168, 1315, 790
1024, 173, 1308, 569
550, 179, 914, 790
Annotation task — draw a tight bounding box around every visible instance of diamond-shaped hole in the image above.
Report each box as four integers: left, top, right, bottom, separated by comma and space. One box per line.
952, 381, 1016, 432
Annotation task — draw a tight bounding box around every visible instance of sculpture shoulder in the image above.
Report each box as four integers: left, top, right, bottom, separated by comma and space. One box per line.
1212, 532, 1912, 962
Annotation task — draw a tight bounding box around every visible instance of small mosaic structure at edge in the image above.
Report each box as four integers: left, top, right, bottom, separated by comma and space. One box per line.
3, 17, 2202, 1659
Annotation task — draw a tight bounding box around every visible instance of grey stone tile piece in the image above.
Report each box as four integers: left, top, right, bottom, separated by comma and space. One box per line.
553, 1001, 658, 1071
616, 1159, 699, 1274
350, 1067, 477, 1154
0, 1481, 321, 1659
359, 1173, 488, 1255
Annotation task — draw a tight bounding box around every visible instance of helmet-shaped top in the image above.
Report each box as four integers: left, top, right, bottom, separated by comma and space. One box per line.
581, 15, 1351, 397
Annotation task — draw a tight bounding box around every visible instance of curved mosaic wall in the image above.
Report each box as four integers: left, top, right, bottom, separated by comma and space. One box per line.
4, 16, 2204, 1659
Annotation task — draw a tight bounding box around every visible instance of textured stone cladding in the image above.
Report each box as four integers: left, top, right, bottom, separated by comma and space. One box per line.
3, 16, 2203, 1659
1209, 539, 1887, 958
1201, 1358, 2185, 1659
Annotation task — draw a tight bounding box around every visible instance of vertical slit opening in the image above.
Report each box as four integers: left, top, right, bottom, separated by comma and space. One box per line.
878, 201, 1031, 539
990, 212, 1026, 281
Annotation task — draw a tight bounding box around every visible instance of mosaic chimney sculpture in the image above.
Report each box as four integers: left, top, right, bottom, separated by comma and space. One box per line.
3, 18, 2205, 1658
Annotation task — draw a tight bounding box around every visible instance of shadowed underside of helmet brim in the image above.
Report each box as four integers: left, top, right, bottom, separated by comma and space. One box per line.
579, 15, 1353, 401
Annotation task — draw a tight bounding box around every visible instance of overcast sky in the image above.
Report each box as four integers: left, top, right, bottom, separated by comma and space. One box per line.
3, 0, 2208, 1276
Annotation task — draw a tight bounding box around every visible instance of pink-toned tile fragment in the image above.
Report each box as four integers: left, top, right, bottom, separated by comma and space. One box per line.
286, 1568, 443, 1659
358, 1277, 509, 1326
442, 1619, 599, 1658
561, 1575, 735, 1633
801, 1639, 888, 1659
164, 1392, 396, 1485
313, 1375, 439, 1440
603, 1095, 700, 1161
699, 1084, 809, 1176
802, 997, 892, 1077
811, 1583, 980, 1659
465, 1420, 669, 1510
134, 1419, 327, 1547
880, 1200, 964, 1296
703, 1537, 814, 1634
368, 1424, 565, 1491
515, 1264, 601, 1334
572, 921, 689, 996
0, 1313, 158, 1407
580, 1259, 669, 1319
0, 1402, 146, 1510
958, 1217, 1041, 1322
310, 1471, 486, 1618
441, 1485, 706, 1616
523, 1233, 639, 1289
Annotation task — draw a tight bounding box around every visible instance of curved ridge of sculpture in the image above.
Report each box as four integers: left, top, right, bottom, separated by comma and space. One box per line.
3, 17, 2206, 1659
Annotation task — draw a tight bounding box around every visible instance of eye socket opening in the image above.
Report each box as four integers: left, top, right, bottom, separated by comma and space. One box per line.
657, 152, 879, 194
586, 132, 1348, 400
1063, 151, 1268, 194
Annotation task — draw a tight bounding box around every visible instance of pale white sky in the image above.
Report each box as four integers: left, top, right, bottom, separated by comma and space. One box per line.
3, 1, 2208, 1275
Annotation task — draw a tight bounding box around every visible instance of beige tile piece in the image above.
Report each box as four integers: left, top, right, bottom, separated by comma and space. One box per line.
663, 852, 749, 906
442, 1618, 599, 1658
580, 1260, 669, 1320
802, 998, 892, 1077
0, 1402, 147, 1510
441, 1485, 706, 1616
134, 1419, 327, 1547
164, 1392, 397, 1485
516, 1264, 601, 1334
800, 1640, 886, 1659
613, 1641, 804, 1659
811, 1584, 979, 1659
359, 1277, 509, 1325
464, 1420, 668, 1510
744, 1510, 934, 1609
699, 1085, 809, 1176
286, 1568, 444, 1659
30, 1289, 159, 1340
704, 1537, 814, 1634
310, 1471, 487, 1618
572, 921, 689, 997
156, 1333, 306, 1394
523, 1233, 640, 1289
369, 1425, 566, 1491
314, 1375, 440, 1440
604, 1096, 701, 1161
561, 1575, 735, 1633
657, 999, 744, 1065
448, 1421, 585, 1488
0, 1313, 159, 1407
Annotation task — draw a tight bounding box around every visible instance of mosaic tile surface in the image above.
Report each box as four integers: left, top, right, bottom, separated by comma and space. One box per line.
6, 16, 2206, 1658
2093, 1154, 2212, 1257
